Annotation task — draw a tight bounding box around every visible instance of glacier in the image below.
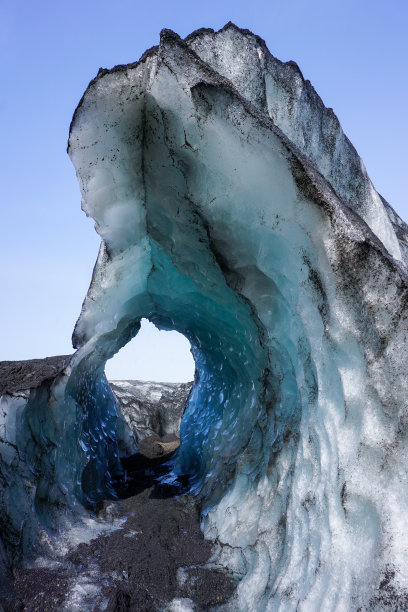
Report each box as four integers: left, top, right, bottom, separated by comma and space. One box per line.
111, 379, 191, 457
1, 22, 408, 611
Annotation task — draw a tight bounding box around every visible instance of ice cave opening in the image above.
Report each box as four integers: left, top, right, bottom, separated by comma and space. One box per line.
68, 270, 284, 511
103, 319, 196, 498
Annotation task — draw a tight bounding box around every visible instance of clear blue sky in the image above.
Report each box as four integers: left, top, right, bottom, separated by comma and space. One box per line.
1, 0, 407, 380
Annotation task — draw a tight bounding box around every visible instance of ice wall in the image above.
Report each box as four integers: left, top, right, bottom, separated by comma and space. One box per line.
0, 360, 86, 577
112, 380, 191, 457
1, 23, 408, 610
64, 25, 408, 610
186, 24, 408, 264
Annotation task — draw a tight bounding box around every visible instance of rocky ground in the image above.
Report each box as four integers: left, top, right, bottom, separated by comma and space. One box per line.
0, 443, 236, 611
0, 359, 235, 611
0, 356, 71, 396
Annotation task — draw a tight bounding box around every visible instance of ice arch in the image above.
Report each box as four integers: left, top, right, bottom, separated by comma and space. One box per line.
65, 225, 305, 505
10, 23, 405, 611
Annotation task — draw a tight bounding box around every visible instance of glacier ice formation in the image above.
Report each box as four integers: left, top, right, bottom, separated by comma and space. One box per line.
111, 379, 191, 457
2, 22, 408, 611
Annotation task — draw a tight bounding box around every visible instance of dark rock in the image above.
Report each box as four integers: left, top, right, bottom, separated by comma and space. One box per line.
0, 356, 71, 396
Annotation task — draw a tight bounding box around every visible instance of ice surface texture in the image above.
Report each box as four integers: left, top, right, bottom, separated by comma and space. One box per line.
2, 23, 408, 609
